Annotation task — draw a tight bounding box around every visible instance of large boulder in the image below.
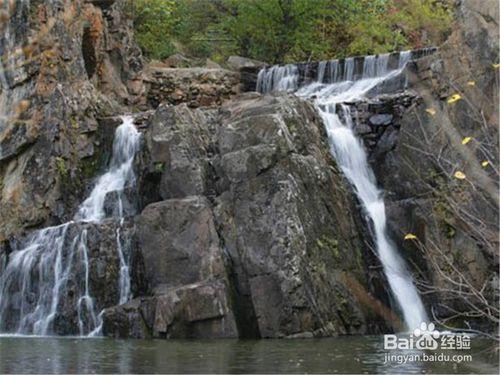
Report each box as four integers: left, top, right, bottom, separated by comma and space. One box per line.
137, 197, 226, 292
138, 103, 218, 204
226, 56, 266, 70
213, 94, 388, 337
103, 280, 238, 339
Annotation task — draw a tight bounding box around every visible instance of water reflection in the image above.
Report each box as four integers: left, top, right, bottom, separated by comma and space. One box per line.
0, 336, 497, 374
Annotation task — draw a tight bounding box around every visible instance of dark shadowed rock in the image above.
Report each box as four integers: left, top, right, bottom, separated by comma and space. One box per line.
137, 196, 226, 291
103, 187, 137, 218
369, 114, 393, 126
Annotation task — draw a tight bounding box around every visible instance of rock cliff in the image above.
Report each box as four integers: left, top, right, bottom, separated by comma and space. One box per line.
375, 0, 499, 332
0, 0, 143, 243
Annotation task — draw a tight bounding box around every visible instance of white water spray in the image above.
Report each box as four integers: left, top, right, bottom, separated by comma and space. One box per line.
0, 116, 140, 336
257, 52, 428, 331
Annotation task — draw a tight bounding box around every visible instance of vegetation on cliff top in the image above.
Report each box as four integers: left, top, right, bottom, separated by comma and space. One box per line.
130, 0, 453, 63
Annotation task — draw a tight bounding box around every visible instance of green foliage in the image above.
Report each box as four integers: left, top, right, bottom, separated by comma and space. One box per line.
132, 0, 453, 63
130, 0, 178, 60
154, 162, 165, 173
386, 0, 453, 49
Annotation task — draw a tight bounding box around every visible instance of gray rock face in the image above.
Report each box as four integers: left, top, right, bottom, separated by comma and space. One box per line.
137, 197, 226, 291
104, 92, 393, 339
101, 195, 238, 339
141, 103, 218, 201
213, 95, 386, 337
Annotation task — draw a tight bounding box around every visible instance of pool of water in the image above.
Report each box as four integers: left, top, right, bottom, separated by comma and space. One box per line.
0, 335, 497, 373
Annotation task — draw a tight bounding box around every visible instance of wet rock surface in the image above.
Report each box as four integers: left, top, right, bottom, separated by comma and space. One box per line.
101, 92, 393, 339
342, 92, 421, 164
372, 0, 499, 331
0, 218, 136, 334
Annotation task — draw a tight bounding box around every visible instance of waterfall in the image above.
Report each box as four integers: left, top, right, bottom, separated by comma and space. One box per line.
398, 50, 412, 69
343, 57, 355, 81
329, 60, 339, 83
0, 116, 140, 336
363, 55, 376, 78
257, 51, 428, 331
256, 64, 299, 93
317, 61, 327, 83
75, 117, 140, 222
376, 53, 390, 76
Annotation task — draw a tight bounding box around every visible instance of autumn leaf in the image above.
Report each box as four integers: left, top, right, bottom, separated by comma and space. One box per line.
481, 161, 490, 168
493, 63, 500, 69
467, 81, 475, 86
447, 94, 462, 104
454, 171, 466, 180
461, 136, 472, 145
425, 108, 436, 116
404, 233, 418, 240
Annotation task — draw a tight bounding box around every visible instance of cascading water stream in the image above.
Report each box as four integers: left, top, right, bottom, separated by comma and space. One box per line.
257, 51, 428, 331
0, 116, 140, 336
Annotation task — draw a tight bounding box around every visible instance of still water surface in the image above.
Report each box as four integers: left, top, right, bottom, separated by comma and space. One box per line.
0, 336, 497, 374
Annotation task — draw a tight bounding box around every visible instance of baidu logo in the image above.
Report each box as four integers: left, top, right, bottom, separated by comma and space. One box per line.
413, 322, 440, 350
384, 322, 447, 350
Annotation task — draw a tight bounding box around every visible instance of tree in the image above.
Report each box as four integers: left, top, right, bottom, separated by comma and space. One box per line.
131, 0, 452, 63
131, 0, 178, 60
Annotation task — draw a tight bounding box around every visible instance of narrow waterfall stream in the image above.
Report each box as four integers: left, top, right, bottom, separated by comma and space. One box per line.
0, 116, 140, 336
257, 52, 428, 331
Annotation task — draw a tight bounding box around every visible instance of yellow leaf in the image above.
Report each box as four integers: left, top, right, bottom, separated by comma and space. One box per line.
404, 233, 418, 240
481, 160, 490, 168
493, 63, 500, 69
467, 81, 475, 86
447, 94, 462, 104
461, 136, 472, 145
425, 108, 436, 116
454, 171, 466, 180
